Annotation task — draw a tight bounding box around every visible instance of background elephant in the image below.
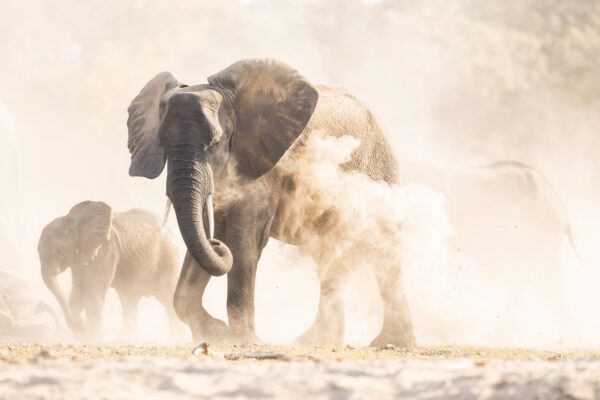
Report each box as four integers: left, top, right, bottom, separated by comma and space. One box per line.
38, 201, 181, 341
0, 270, 58, 342
126, 58, 415, 347
398, 160, 582, 341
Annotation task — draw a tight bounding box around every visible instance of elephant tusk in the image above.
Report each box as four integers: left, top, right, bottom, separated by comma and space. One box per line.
207, 165, 215, 239
93, 244, 102, 258
206, 194, 215, 239
161, 198, 172, 234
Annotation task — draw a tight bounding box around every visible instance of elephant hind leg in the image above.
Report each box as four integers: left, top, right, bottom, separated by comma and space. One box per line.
295, 265, 346, 347
173, 252, 228, 343
370, 264, 416, 348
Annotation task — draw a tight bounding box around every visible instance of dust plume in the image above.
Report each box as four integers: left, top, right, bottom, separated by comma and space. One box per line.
264, 133, 450, 345
0, 0, 599, 347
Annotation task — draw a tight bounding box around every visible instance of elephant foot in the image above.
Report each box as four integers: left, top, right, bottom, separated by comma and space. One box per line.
295, 329, 321, 346
369, 329, 416, 349
228, 333, 261, 345
227, 325, 261, 345
295, 323, 343, 347
191, 316, 230, 344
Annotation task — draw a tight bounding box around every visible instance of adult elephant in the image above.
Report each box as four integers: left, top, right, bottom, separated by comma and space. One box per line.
126, 59, 415, 347
0, 270, 58, 342
399, 161, 582, 340
38, 201, 181, 341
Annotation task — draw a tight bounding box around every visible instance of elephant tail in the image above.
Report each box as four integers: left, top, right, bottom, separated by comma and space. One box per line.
565, 224, 586, 265
35, 301, 60, 333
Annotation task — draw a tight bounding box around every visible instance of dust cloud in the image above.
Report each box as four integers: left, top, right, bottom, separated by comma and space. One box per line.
256, 133, 450, 345
0, 0, 599, 348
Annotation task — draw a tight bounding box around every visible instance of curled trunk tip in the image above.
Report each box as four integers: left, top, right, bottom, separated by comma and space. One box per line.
167, 150, 233, 276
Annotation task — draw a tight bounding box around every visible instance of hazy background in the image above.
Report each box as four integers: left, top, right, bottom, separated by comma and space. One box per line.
1, 0, 599, 347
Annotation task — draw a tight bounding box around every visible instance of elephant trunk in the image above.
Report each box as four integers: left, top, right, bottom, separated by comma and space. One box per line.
41, 267, 81, 334
166, 145, 233, 276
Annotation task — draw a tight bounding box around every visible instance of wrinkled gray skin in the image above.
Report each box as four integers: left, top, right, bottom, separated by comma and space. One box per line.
399, 161, 582, 340
126, 59, 415, 347
0, 270, 58, 342
38, 201, 181, 341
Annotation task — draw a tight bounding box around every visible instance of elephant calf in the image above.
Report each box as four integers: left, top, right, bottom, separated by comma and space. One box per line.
0, 270, 58, 342
38, 201, 181, 341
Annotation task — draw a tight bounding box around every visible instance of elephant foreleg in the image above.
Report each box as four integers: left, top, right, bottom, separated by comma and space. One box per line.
82, 290, 106, 343
225, 252, 260, 344
173, 252, 228, 343
224, 198, 277, 344
69, 289, 84, 324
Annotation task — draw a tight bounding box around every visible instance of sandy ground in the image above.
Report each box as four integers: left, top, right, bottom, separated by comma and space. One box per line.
0, 345, 599, 399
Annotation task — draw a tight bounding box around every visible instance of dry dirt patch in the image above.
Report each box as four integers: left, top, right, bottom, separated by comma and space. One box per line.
0, 344, 599, 399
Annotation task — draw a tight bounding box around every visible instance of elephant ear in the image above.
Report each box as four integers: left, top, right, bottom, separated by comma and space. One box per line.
68, 201, 113, 259
127, 71, 185, 178
208, 59, 319, 178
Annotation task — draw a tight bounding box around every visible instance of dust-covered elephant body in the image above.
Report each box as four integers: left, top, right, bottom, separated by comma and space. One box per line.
269, 85, 400, 243
109, 211, 179, 298
38, 202, 181, 341
399, 161, 580, 338
126, 59, 415, 347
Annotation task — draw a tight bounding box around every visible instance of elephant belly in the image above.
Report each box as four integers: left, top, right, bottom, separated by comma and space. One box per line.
111, 269, 155, 296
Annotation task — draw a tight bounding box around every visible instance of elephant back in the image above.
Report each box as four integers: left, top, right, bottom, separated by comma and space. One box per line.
280, 85, 399, 185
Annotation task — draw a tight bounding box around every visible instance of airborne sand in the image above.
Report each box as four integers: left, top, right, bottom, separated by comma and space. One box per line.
1, 0, 600, 398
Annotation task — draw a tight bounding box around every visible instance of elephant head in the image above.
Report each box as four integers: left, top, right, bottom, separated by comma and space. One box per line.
127, 59, 319, 276
37, 201, 112, 333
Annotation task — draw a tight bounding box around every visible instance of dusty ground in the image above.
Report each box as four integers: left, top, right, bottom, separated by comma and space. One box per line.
0, 344, 599, 399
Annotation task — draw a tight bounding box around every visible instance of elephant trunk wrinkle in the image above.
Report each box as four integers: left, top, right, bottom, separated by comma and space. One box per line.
166, 148, 232, 276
